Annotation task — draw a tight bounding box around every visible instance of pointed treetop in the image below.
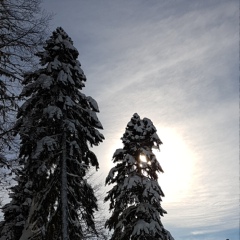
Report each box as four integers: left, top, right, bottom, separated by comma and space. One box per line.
37, 27, 79, 65
122, 113, 162, 151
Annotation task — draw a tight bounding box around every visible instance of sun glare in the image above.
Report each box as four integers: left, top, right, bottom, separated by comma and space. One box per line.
139, 154, 147, 162
154, 127, 197, 202
105, 127, 197, 203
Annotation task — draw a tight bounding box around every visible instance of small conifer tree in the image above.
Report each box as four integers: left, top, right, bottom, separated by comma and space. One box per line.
0, 27, 104, 240
105, 113, 174, 240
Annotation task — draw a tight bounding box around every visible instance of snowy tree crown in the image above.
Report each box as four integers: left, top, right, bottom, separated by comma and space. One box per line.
122, 113, 162, 152
37, 27, 79, 64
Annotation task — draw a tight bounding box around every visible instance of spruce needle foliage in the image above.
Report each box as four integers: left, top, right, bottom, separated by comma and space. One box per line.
105, 113, 174, 240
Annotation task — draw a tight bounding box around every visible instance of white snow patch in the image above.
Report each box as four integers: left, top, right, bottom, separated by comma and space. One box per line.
87, 96, 99, 112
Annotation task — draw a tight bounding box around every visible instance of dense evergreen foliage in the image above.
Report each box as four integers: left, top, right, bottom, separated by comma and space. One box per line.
105, 113, 174, 240
0, 27, 104, 240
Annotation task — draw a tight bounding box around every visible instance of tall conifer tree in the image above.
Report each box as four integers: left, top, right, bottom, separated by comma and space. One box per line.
105, 113, 174, 240
0, 27, 104, 240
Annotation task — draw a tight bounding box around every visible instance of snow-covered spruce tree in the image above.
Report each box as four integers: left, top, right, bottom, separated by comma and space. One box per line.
0, 27, 104, 240
105, 113, 174, 240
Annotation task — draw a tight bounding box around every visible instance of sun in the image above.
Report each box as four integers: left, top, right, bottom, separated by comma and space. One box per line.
153, 126, 197, 202
139, 154, 147, 162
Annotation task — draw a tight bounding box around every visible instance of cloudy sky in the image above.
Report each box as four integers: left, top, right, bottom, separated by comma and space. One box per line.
42, 0, 238, 239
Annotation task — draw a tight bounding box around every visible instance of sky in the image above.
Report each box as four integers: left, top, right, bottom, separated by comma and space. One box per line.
41, 0, 239, 239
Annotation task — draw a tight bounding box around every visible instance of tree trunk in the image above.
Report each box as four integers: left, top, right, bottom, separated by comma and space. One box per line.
61, 128, 68, 240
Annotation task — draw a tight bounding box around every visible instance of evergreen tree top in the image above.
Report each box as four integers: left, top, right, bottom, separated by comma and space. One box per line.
37, 27, 79, 65
21, 27, 88, 93
18, 27, 104, 146
121, 113, 162, 152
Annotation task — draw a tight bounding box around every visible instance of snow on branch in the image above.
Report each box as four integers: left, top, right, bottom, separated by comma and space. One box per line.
33, 136, 58, 159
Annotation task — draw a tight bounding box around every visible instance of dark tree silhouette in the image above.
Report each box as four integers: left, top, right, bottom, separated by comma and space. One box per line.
105, 113, 174, 240
0, 27, 104, 240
